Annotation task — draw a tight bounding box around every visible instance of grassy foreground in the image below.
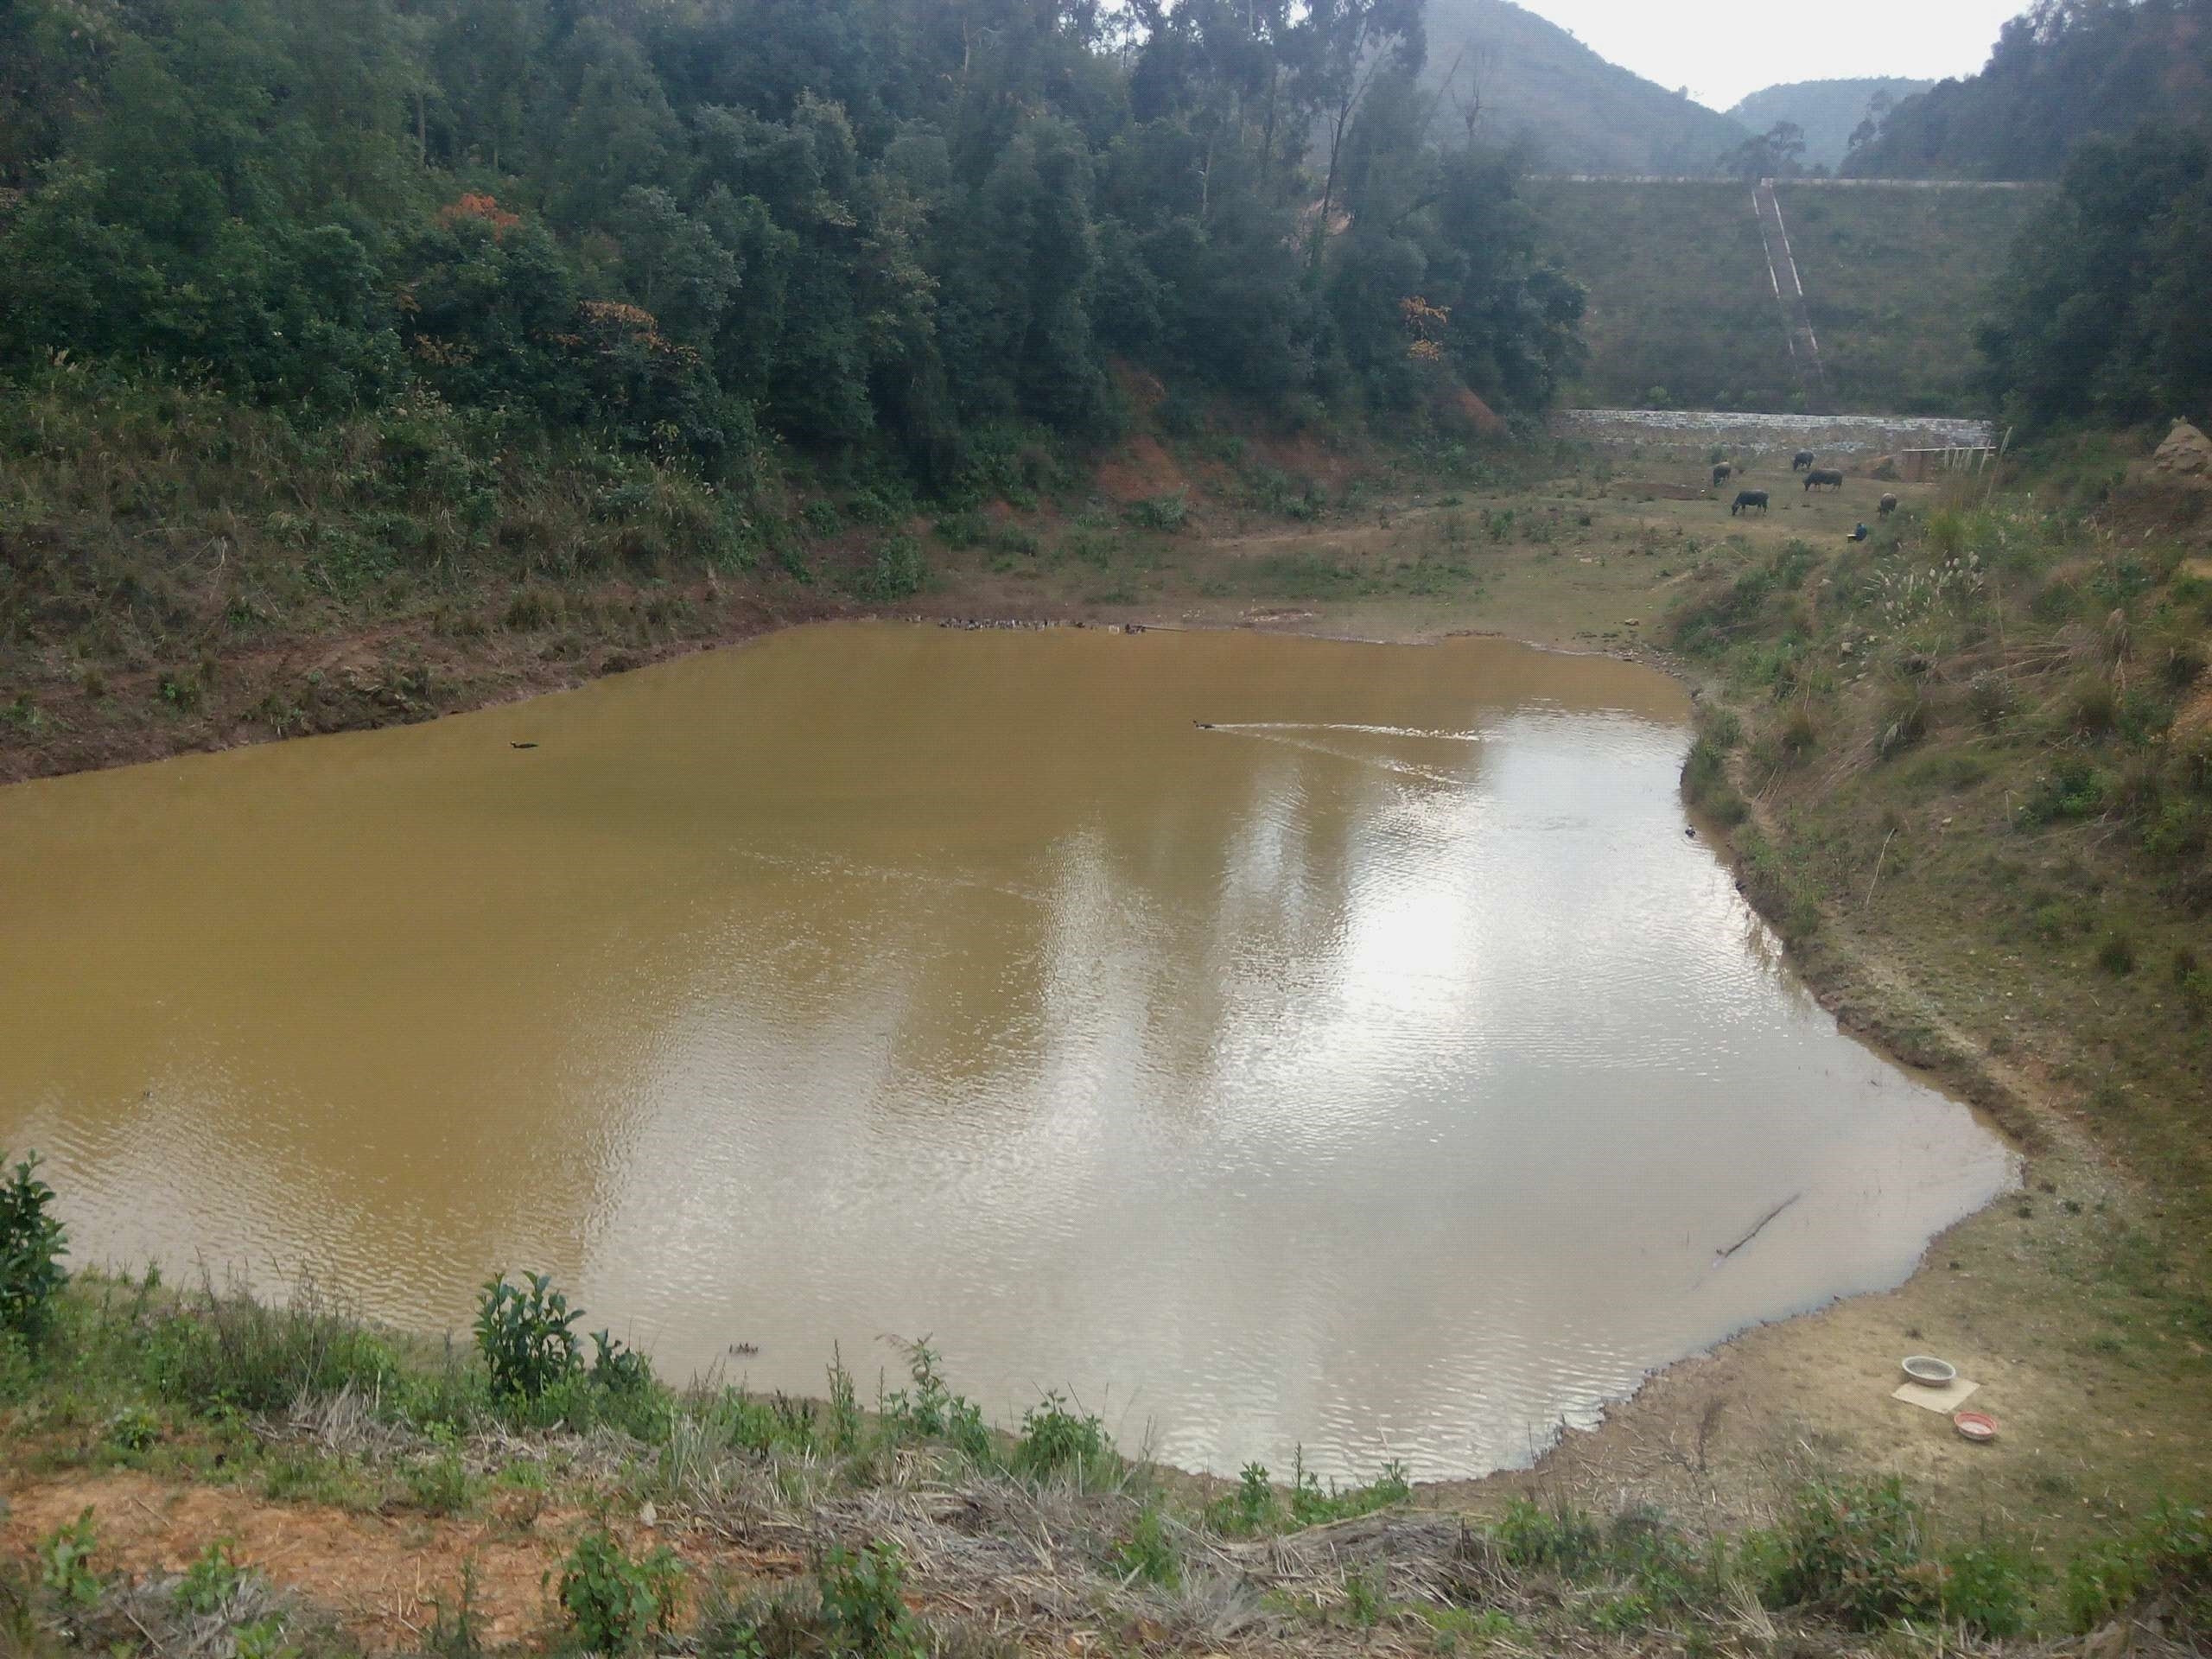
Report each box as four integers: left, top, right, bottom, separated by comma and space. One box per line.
4, 384, 2212, 1653
1622, 434, 2212, 1546
1, 1260, 2204, 1659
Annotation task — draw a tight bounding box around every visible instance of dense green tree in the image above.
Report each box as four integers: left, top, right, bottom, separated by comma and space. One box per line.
0, 0, 1586, 480
1849, 0, 2212, 181
937, 115, 1108, 430
1298, 0, 1425, 257
279, 0, 423, 211
1980, 119, 2212, 421
427, 0, 542, 175
1720, 121, 1808, 181
0, 168, 402, 404
0, 0, 111, 189
1325, 76, 1583, 411
397, 202, 582, 415
546, 19, 686, 229
0, 0, 413, 407
613, 185, 739, 348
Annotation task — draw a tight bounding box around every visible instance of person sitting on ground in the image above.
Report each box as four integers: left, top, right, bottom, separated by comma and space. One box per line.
1847, 522, 1870, 543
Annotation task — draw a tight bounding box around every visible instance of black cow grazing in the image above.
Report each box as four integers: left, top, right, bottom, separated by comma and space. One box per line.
1731, 490, 1770, 516
1804, 467, 1845, 492
1712, 462, 1734, 488
1792, 451, 1816, 471
1878, 493, 1899, 516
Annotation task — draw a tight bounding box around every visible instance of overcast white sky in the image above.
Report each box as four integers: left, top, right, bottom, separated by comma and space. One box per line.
1511, 0, 2028, 111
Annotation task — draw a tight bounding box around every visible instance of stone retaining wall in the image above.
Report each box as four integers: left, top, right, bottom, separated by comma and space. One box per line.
1552, 407, 1996, 459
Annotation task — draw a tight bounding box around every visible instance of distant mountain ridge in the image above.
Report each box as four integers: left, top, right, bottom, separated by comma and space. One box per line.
1727, 78, 1935, 171
1421, 0, 1751, 175
1846, 0, 2212, 179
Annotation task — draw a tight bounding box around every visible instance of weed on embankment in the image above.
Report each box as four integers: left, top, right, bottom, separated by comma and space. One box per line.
1666, 471, 2212, 1165
0, 366, 1546, 781
0, 372, 1072, 781
3, 1149, 2207, 1659
1662, 438, 2212, 1554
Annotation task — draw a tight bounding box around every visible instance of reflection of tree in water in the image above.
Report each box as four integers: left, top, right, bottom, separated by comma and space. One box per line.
3, 629, 2008, 1478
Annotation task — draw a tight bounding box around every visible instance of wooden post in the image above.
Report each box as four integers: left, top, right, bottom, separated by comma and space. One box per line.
1982, 426, 2014, 508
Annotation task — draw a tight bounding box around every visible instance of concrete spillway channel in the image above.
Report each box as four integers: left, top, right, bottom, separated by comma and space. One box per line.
1752, 179, 1830, 412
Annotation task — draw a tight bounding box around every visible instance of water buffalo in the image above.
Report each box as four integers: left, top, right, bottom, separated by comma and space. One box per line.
1792, 451, 1816, 472
1712, 462, 1734, 488
1804, 468, 1845, 491
1731, 489, 1770, 515
1878, 493, 1899, 516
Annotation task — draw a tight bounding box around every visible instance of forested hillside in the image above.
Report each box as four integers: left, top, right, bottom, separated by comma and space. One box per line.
1726, 78, 1932, 172
1980, 120, 2212, 423
1847, 0, 2212, 180
1421, 0, 1750, 175
0, 0, 1585, 493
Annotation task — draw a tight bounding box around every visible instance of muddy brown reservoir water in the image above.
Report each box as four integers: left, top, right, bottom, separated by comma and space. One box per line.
0, 624, 2009, 1477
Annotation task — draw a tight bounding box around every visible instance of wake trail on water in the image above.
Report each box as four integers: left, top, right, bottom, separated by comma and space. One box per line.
1199, 722, 1478, 789
1201, 721, 1490, 744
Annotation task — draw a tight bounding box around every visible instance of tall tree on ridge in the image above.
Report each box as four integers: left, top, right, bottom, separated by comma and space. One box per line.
1298, 0, 1423, 267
